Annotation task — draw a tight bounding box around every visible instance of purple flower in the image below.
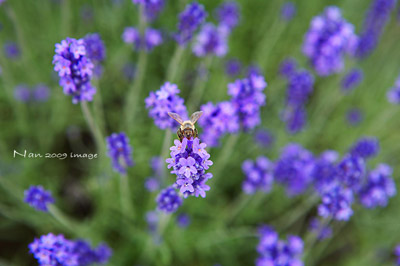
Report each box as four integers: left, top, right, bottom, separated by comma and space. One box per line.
33, 84, 51, 102
356, 0, 396, 59
4, 41, 20, 59
122, 62, 136, 81
176, 213, 191, 228
346, 108, 364, 126
144, 28, 163, 50
84, 33, 106, 63
156, 186, 183, 213
145, 82, 188, 130
309, 217, 332, 241
341, 69, 363, 92
254, 128, 275, 149
225, 58, 242, 77
279, 57, 297, 78
53, 38, 96, 104
24, 185, 54, 212
387, 75, 400, 104
349, 137, 379, 159
14, 85, 31, 102
176, 2, 207, 45
286, 69, 314, 106
215, 1, 240, 31
336, 154, 365, 189
132, 0, 165, 21
274, 143, 315, 196
246, 64, 262, 77
29, 233, 112, 266
122, 27, 141, 46
242, 156, 274, 194
312, 150, 339, 194
145, 177, 160, 192
122, 27, 163, 51
0, 0, 6, 6
359, 164, 396, 208
256, 225, 304, 266
146, 210, 159, 232
167, 138, 213, 198
198, 101, 239, 147
228, 74, 267, 130
302, 6, 357, 76
394, 244, 400, 265
281, 105, 307, 134
318, 184, 354, 221
281, 2, 296, 21
193, 23, 228, 57
106, 132, 134, 174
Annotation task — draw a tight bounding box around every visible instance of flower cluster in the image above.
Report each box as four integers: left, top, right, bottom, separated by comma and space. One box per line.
106, 132, 134, 174
358, 164, 396, 208
166, 138, 213, 198
302, 6, 357, 76
281, 2, 296, 21
29, 233, 111, 266
84, 33, 106, 77
242, 156, 274, 194
198, 101, 239, 146
279, 58, 314, 134
52, 37, 96, 104
318, 184, 354, 221
341, 68, 363, 92
14, 84, 50, 103
192, 23, 228, 57
349, 136, 379, 159
356, 0, 396, 58
122, 27, 163, 51
387, 75, 400, 104
132, 0, 165, 21
228, 74, 267, 130
214, 1, 240, 31
175, 2, 207, 45
256, 225, 304, 266
24, 185, 55, 212
156, 186, 183, 213
145, 82, 188, 130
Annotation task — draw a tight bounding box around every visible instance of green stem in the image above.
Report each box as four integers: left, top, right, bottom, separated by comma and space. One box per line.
48, 205, 80, 235
81, 101, 105, 153
226, 193, 254, 225
93, 78, 106, 133
160, 130, 173, 182
303, 217, 332, 265
166, 46, 185, 82
187, 56, 214, 110
157, 212, 171, 237
119, 174, 134, 219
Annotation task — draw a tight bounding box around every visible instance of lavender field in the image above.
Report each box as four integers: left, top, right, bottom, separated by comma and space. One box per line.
1, 0, 400, 265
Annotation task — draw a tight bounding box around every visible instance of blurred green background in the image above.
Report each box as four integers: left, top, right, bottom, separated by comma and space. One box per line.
1, 0, 400, 265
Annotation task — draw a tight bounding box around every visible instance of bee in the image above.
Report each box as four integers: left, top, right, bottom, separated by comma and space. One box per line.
168, 111, 203, 142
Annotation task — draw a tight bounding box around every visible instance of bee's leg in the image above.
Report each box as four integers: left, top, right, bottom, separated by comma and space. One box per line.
177, 129, 184, 142
194, 128, 198, 139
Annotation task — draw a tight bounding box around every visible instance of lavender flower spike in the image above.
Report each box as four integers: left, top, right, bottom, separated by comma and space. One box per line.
387, 75, 400, 104
106, 132, 134, 174
156, 186, 183, 213
193, 23, 228, 57
215, 1, 240, 31
242, 156, 274, 194
53, 37, 96, 104
167, 137, 213, 198
176, 2, 207, 45
24, 185, 55, 212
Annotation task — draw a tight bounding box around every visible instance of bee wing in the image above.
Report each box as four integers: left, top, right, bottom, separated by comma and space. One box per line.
168, 112, 184, 125
190, 111, 203, 124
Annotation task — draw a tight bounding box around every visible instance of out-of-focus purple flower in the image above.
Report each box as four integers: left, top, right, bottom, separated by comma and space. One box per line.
228, 74, 267, 130
215, 1, 240, 31
242, 156, 274, 194
286, 69, 314, 106
176, 213, 191, 228
225, 58, 242, 77
122, 27, 163, 51
167, 138, 213, 198
106, 132, 134, 174
146, 210, 159, 232
84, 33, 106, 63
302, 6, 357, 76
346, 108, 364, 126
4, 41, 20, 59
144, 28, 163, 50
145, 157, 163, 192
0, 0, 6, 6
387, 75, 400, 104
132, 0, 165, 21
394, 244, 400, 265
33, 84, 51, 102
356, 0, 396, 59
318, 184, 354, 221
199, 101, 239, 147
274, 143, 315, 195
145, 177, 160, 192
246, 64, 262, 76
52, 37, 96, 104
29, 233, 112, 266
156, 186, 183, 213
309, 217, 332, 241
279, 57, 297, 78
254, 128, 274, 149
256, 225, 304, 266
24, 185, 54, 212
341, 69, 363, 92
14, 85, 31, 102
281, 2, 296, 21
359, 164, 396, 208
312, 150, 339, 194
281, 105, 307, 134
122, 62, 136, 81
336, 154, 365, 190
349, 137, 379, 159
176, 2, 207, 45
122, 27, 141, 46
193, 23, 228, 57
145, 82, 188, 130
